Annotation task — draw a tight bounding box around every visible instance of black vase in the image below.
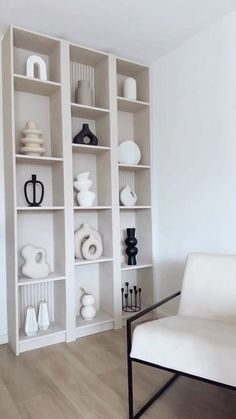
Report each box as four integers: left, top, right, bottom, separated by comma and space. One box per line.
73, 123, 98, 146
24, 174, 44, 207
125, 228, 138, 265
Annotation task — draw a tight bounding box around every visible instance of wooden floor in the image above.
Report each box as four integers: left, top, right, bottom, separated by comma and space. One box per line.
0, 328, 236, 419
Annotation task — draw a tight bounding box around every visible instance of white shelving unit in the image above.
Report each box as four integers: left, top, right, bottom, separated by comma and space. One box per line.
2, 25, 154, 354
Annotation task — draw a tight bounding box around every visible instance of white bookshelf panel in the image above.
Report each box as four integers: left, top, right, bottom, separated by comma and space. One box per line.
13, 27, 61, 83
74, 209, 113, 261
120, 209, 152, 267
71, 113, 111, 147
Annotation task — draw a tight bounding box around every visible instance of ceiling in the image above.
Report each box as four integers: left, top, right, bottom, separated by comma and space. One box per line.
0, 0, 236, 64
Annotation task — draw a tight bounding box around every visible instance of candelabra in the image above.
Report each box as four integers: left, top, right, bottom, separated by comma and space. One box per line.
121, 282, 142, 312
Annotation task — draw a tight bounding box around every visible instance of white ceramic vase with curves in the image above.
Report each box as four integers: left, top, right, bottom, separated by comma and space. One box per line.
120, 185, 137, 206
73, 172, 95, 207
80, 293, 96, 320
74, 223, 103, 260
21, 245, 50, 279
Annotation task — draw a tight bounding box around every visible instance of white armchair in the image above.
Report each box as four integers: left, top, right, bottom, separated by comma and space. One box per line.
127, 253, 236, 419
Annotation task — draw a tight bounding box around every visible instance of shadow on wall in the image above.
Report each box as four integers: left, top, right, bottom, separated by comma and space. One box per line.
156, 259, 186, 315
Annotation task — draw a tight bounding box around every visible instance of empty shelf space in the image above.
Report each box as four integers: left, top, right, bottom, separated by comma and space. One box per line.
71, 102, 109, 119
72, 144, 110, 154
15, 154, 63, 165
14, 74, 61, 96
74, 257, 113, 266
18, 273, 66, 286
117, 96, 149, 112
76, 312, 114, 338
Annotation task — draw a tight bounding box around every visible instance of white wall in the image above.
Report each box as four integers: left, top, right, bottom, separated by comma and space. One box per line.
151, 11, 236, 313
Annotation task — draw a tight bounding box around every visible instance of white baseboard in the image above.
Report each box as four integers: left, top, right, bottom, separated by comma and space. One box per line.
0, 334, 8, 344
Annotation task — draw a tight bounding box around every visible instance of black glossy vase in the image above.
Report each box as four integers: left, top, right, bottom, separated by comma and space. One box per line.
125, 228, 138, 265
73, 123, 98, 146
24, 174, 44, 207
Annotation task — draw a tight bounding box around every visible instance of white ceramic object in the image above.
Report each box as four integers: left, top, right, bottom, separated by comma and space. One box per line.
80, 293, 96, 320
74, 223, 103, 259
38, 301, 50, 330
25, 306, 38, 336
26, 55, 47, 81
73, 172, 95, 207
120, 185, 138, 206
81, 234, 103, 260
20, 121, 46, 156
21, 245, 50, 279
123, 77, 137, 100
76, 80, 93, 106
118, 140, 141, 165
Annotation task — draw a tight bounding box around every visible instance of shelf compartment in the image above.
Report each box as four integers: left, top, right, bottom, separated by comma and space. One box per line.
72, 144, 110, 154
117, 97, 149, 112
71, 103, 109, 119
116, 57, 149, 103
18, 273, 66, 286
14, 74, 61, 96
19, 323, 66, 353
71, 111, 111, 148
13, 26, 61, 83
119, 168, 151, 207
70, 44, 109, 109
76, 311, 114, 338
15, 154, 63, 165
74, 257, 113, 266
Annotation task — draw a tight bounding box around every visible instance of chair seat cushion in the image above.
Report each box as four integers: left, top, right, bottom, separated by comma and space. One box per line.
131, 315, 236, 387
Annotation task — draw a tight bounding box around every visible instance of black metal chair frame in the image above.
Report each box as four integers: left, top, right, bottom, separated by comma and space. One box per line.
127, 291, 236, 419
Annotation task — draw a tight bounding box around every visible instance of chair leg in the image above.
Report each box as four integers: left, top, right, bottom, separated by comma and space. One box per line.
128, 357, 179, 419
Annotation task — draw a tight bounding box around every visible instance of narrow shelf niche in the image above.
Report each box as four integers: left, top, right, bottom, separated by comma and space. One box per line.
13, 27, 61, 83
119, 168, 151, 207
17, 211, 65, 279
74, 209, 113, 263
70, 44, 109, 110
71, 112, 111, 148
18, 280, 66, 340
120, 209, 152, 267
75, 262, 114, 336
121, 268, 153, 318
116, 58, 149, 103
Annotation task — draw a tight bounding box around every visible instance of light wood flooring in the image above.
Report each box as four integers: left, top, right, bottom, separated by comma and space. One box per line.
0, 328, 236, 418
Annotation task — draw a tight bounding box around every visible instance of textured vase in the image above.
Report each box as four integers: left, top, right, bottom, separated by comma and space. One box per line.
20, 121, 46, 156
25, 306, 38, 336
120, 185, 137, 206
38, 301, 50, 330
81, 234, 103, 260
73, 172, 95, 207
118, 141, 141, 165
73, 123, 98, 145
80, 293, 96, 320
125, 228, 138, 265
74, 223, 103, 259
21, 245, 50, 279
76, 80, 93, 106
123, 77, 137, 100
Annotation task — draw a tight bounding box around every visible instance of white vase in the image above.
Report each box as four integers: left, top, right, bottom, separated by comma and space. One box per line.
80, 293, 96, 320
76, 80, 93, 106
20, 121, 46, 156
123, 77, 137, 100
25, 306, 38, 337
118, 140, 141, 165
81, 234, 103, 260
120, 185, 137, 206
73, 172, 95, 207
38, 301, 50, 330
74, 223, 103, 259
21, 245, 50, 279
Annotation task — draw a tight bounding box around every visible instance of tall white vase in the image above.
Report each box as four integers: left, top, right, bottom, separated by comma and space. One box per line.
25, 306, 38, 337
123, 77, 137, 100
73, 172, 95, 207
38, 301, 50, 330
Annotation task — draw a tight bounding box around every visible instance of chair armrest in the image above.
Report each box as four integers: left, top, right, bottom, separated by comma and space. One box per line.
127, 290, 181, 356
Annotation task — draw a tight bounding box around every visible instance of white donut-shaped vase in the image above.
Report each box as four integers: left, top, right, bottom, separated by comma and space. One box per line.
81, 235, 103, 260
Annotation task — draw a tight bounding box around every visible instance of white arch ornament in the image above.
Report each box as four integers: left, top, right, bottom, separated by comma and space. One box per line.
26, 55, 47, 81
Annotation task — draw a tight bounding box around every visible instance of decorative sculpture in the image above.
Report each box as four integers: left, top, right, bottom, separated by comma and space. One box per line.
73, 123, 98, 146
125, 228, 138, 265
38, 301, 50, 330
21, 245, 50, 279
121, 282, 142, 312
26, 55, 47, 80
76, 80, 93, 106
24, 174, 44, 207
118, 140, 141, 165
25, 306, 38, 336
73, 172, 95, 207
74, 223, 103, 260
120, 185, 137, 206
123, 77, 137, 100
80, 288, 96, 320
20, 121, 46, 156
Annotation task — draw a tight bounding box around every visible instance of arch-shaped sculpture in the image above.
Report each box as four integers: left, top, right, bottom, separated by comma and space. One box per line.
26, 55, 47, 81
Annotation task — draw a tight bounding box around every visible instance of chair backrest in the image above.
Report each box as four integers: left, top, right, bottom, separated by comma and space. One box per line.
178, 253, 236, 324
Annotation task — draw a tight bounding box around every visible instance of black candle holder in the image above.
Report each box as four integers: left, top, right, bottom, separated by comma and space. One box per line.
121, 282, 142, 312
24, 174, 44, 207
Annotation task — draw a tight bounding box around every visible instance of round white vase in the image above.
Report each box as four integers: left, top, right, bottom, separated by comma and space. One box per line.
123, 77, 137, 100
118, 140, 141, 165
80, 294, 96, 320
120, 185, 137, 206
